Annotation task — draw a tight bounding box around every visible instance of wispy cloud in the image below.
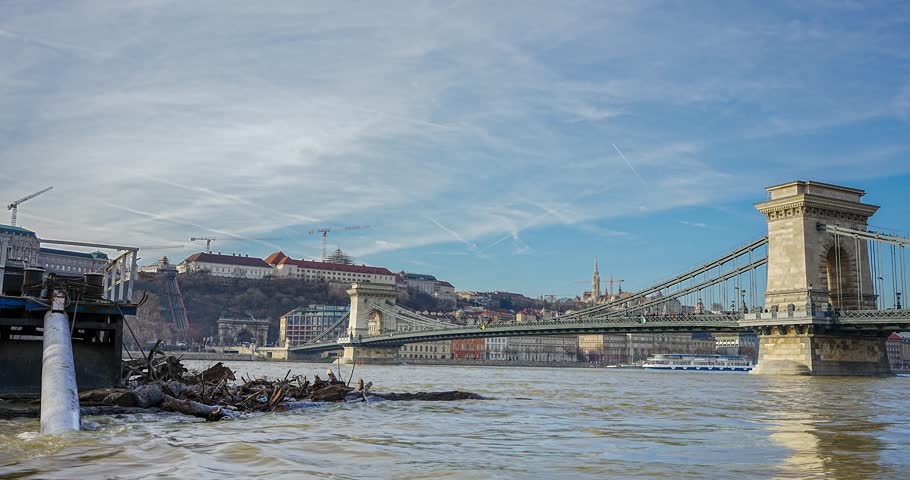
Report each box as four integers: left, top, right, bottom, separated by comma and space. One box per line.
678, 220, 709, 229
0, 0, 907, 284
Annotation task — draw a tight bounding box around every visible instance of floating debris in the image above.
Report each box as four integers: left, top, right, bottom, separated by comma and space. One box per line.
3, 348, 485, 422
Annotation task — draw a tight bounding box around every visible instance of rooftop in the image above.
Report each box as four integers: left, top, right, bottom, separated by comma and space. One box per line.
403, 272, 438, 281
183, 252, 272, 268
40, 247, 109, 260
0, 224, 37, 237
270, 252, 394, 276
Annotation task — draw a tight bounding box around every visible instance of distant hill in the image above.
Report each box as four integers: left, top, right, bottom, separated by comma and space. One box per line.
131, 273, 349, 345
129, 274, 451, 346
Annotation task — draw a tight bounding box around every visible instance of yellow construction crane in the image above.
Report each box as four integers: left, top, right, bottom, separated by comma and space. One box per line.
7, 186, 53, 226
307, 225, 372, 261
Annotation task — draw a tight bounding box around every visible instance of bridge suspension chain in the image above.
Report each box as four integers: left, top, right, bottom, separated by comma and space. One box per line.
818, 222, 909, 310
365, 301, 455, 332
592, 257, 768, 318
567, 236, 768, 318
305, 311, 350, 344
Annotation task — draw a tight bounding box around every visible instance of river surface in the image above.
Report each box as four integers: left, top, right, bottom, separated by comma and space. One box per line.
2, 361, 910, 479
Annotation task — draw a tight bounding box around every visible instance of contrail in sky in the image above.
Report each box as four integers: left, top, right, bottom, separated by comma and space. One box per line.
612, 143, 645, 184
483, 233, 513, 251
427, 216, 473, 247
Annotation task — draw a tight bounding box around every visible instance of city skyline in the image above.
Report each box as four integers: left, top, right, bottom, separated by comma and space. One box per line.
2, 1, 909, 296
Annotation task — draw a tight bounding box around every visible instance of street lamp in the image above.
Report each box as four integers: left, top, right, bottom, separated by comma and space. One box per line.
741, 290, 748, 314
733, 287, 740, 313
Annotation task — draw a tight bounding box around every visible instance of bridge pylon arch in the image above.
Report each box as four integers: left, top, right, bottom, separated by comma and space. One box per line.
341, 283, 400, 364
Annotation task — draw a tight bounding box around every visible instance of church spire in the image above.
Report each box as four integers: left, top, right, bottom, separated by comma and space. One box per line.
592, 256, 601, 300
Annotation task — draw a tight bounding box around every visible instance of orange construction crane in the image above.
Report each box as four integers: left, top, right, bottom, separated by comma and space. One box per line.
307, 225, 372, 261
606, 274, 625, 296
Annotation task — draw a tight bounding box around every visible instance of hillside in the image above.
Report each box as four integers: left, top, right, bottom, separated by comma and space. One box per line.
129, 274, 449, 347
130, 274, 349, 346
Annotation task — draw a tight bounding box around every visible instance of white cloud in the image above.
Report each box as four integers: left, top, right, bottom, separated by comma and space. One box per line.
0, 0, 907, 270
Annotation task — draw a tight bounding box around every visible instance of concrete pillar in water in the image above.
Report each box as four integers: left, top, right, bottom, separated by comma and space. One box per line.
40, 291, 81, 434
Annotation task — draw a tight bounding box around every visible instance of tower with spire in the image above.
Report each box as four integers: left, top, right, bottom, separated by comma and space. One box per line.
592, 256, 601, 302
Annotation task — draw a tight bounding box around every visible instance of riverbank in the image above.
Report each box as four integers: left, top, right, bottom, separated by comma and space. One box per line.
124, 351, 258, 362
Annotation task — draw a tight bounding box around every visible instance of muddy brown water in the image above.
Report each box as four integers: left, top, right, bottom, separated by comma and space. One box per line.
2, 361, 910, 479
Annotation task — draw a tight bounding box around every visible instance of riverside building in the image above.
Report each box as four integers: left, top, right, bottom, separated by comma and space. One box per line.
279, 304, 350, 346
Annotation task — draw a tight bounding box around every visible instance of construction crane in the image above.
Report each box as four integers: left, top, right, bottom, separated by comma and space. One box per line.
190, 237, 220, 253
575, 274, 625, 295
190, 236, 277, 254
7, 186, 53, 227
307, 225, 372, 261
606, 273, 625, 296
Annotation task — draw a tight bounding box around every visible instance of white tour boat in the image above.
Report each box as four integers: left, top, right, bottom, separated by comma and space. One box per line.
642, 354, 753, 372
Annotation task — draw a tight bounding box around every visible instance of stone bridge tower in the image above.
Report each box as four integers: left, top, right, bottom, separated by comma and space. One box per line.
756, 181, 878, 313
750, 181, 889, 375
341, 282, 400, 364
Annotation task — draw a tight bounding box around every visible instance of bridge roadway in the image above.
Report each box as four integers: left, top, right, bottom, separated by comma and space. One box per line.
287, 309, 910, 354
291, 313, 742, 354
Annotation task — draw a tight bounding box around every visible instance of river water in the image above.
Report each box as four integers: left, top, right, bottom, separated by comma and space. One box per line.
2, 361, 910, 479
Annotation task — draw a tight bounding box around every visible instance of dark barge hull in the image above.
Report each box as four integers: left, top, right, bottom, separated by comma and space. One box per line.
0, 295, 134, 396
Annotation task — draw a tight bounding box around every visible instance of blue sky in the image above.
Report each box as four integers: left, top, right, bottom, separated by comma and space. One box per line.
1, 1, 908, 297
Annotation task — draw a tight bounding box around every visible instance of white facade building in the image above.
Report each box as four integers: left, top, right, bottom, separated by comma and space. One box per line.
266, 252, 395, 285
399, 341, 451, 360
39, 248, 109, 276
178, 252, 273, 279
400, 272, 457, 306
485, 335, 578, 362
486, 337, 508, 360
0, 224, 40, 267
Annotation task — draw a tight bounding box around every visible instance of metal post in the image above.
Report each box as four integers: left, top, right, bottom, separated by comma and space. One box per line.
115, 255, 125, 302
0, 237, 8, 294
892, 245, 898, 309
102, 266, 110, 301
835, 233, 843, 310
876, 241, 884, 309
40, 290, 81, 434
127, 250, 138, 302
901, 246, 907, 309
855, 237, 862, 310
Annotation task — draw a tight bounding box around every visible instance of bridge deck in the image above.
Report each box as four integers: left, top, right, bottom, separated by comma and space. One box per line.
289, 310, 910, 354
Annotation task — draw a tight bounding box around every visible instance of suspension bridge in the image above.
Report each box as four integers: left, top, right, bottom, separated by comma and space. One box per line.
281, 181, 910, 376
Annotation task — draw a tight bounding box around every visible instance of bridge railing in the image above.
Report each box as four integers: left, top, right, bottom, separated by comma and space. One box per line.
834, 309, 910, 320
383, 313, 743, 334
289, 313, 745, 350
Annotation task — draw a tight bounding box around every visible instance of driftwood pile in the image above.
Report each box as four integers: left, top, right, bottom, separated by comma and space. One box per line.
67, 349, 482, 422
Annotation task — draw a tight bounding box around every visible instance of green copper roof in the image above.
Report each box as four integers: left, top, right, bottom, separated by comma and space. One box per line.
0, 224, 37, 237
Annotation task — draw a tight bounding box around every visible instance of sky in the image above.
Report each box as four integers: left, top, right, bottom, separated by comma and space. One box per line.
1, 0, 908, 298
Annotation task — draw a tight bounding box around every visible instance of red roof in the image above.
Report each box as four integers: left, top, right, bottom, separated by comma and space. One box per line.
888, 333, 902, 340
183, 252, 271, 268
271, 253, 394, 276
265, 251, 288, 265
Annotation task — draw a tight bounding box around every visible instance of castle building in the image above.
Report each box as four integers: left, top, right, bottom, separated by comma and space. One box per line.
178, 252, 273, 279
266, 251, 395, 285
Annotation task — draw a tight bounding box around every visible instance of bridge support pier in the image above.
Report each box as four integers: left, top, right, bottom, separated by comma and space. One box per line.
751, 326, 891, 376
340, 345, 399, 365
